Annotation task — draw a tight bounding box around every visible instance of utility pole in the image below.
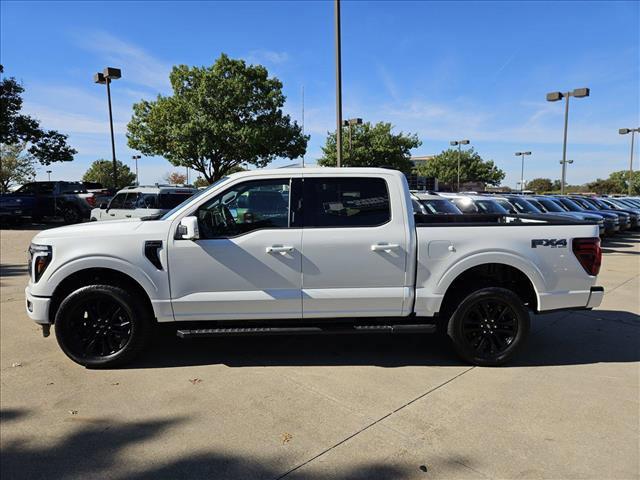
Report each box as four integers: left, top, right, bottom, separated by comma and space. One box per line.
619, 128, 639, 196
94, 67, 122, 188
515, 151, 531, 193
450, 139, 470, 192
546, 88, 590, 194
334, 0, 343, 167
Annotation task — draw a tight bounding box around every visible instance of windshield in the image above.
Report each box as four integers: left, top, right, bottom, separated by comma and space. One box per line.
536, 198, 565, 213
572, 198, 598, 211
475, 199, 508, 214
508, 197, 541, 214
495, 199, 517, 214
557, 197, 583, 212
158, 178, 228, 220
420, 199, 462, 214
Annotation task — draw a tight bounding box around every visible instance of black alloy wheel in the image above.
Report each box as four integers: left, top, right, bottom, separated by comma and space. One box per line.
448, 287, 530, 366
55, 285, 151, 367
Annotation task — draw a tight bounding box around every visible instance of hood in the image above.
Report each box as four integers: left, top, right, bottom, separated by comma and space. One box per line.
32, 218, 143, 243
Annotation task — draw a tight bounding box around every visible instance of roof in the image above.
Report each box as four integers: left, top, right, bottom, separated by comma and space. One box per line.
228, 167, 408, 179
117, 185, 198, 194
412, 192, 447, 200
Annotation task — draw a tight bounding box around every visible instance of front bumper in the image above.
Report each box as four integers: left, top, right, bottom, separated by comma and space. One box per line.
25, 286, 52, 325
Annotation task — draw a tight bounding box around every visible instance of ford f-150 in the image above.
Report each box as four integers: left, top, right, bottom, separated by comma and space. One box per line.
25, 168, 604, 367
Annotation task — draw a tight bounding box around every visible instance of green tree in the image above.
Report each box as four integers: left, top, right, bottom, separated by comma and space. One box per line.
416, 147, 505, 187
318, 122, 420, 173
0, 143, 36, 192
587, 178, 619, 194
127, 54, 307, 183
193, 176, 209, 189
0, 65, 76, 165
608, 170, 640, 195
83, 159, 136, 190
526, 178, 553, 193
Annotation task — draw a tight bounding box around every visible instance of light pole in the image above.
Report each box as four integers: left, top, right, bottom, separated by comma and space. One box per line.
546, 87, 590, 194
343, 118, 363, 156
450, 139, 470, 192
94, 67, 122, 188
619, 127, 639, 196
46, 170, 52, 181
334, 0, 343, 167
132, 155, 141, 185
515, 151, 531, 193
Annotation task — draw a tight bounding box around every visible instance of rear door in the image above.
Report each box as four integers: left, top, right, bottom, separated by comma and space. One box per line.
300, 175, 409, 318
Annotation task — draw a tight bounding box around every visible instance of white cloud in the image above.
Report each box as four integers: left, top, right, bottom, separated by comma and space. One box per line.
246, 49, 290, 65
74, 31, 172, 92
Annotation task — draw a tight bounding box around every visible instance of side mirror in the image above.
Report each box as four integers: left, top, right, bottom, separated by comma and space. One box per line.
99, 202, 108, 209
177, 216, 199, 240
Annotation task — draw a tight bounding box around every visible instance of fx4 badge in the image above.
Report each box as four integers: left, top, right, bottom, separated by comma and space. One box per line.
531, 238, 567, 248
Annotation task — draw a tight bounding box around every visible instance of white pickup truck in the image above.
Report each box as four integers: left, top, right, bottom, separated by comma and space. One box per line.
25, 168, 604, 368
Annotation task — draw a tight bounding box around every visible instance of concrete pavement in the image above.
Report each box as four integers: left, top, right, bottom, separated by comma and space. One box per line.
1, 227, 638, 479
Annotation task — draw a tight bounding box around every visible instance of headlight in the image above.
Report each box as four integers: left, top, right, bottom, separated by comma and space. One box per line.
28, 244, 52, 283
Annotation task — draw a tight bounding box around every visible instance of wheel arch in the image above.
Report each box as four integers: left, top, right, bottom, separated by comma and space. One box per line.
49, 267, 156, 324
438, 262, 540, 318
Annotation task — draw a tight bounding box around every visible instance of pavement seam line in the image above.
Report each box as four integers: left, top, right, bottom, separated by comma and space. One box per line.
275, 366, 476, 479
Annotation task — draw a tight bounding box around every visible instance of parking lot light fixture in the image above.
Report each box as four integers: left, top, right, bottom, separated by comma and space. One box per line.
546, 87, 590, 194
450, 139, 470, 192
46, 170, 52, 181
343, 118, 363, 154
515, 151, 532, 193
619, 127, 640, 196
132, 155, 141, 185
94, 67, 122, 188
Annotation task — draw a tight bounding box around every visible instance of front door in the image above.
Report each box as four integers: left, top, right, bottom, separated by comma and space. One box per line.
301, 176, 408, 318
168, 176, 303, 321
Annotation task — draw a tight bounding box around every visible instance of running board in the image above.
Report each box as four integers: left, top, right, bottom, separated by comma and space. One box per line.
176, 323, 436, 339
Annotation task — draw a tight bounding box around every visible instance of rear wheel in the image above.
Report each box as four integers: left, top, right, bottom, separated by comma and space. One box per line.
447, 287, 530, 366
54, 285, 152, 368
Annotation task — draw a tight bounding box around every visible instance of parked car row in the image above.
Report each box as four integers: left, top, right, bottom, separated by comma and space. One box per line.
410, 191, 640, 237
0, 181, 199, 225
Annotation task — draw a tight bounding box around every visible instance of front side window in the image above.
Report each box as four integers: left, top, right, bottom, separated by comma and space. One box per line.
196, 178, 290, 238
303, 177, 390, 227
109, 193, 127, 209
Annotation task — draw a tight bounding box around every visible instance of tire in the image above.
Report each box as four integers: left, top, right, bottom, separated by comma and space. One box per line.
54, 285, 152, 368
447, 287, 530, 367
61, 205, 81, 224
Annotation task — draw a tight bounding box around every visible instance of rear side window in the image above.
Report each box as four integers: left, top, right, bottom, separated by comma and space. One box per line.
59, 182, 87, 194
303, 177, 390, 227
159, 192, 195, 209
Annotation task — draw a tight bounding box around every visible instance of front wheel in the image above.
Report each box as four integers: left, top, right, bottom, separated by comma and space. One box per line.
54, 285, 152, 368
61, 205, 82, 224
447, 287, 530, 366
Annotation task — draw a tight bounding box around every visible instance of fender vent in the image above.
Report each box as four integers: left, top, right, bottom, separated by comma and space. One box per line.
144, 240, 163, 270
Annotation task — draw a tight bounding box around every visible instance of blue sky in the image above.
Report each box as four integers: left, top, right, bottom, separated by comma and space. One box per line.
1, 0, 638, 187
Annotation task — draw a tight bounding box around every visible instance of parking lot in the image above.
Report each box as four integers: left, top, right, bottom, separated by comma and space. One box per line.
1, 226, 638, 479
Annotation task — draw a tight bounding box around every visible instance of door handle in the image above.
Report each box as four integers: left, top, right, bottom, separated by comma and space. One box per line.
125, 214, 132, 218
371, 243, 400, 252
109, 213, 115, 216
266, 245, 294, 254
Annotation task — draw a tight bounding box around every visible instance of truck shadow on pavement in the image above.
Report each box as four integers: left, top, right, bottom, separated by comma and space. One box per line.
127, 309, 639, 370
1, 409, 411, 480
